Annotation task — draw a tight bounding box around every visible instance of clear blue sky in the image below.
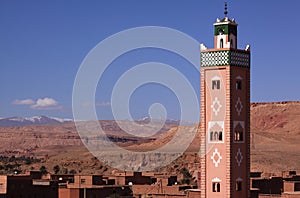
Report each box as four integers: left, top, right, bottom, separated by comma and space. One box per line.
0, 1, 299, 121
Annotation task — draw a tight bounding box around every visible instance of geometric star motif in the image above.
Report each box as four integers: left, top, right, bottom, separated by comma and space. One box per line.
235, 148, 243, 167
211, 97, 222, 116
235, 97, 243, 116
211, 148, 222, 167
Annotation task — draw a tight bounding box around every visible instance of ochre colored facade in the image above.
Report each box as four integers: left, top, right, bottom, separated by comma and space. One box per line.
200, 12, 251, 198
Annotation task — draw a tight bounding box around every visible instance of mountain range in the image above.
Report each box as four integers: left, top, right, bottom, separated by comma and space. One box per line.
0, 116, 191, 127
0, 116, 72, 127
0, 101, 299, 176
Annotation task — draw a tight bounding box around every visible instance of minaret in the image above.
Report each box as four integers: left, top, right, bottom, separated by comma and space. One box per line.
200, 2, 251, 198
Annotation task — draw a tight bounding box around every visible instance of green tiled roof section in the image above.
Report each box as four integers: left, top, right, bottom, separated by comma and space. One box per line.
214, 24, 237, 36
201, 50, 250, 68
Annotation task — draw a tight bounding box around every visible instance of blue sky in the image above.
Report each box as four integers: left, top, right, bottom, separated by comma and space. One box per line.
0, 1, 299, 121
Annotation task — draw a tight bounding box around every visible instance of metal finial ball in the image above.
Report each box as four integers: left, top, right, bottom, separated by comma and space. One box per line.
224, 2, 228, 16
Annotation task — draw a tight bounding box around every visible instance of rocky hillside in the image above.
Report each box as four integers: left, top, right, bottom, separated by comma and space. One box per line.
250, 101, 300, 175
0, 101, 299, 176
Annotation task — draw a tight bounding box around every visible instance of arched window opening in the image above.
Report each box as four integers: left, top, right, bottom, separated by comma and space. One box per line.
234, 130, 243, 141
220, 39, 224, 48
236, 80, 242, 90
236, 181, 242, 191
212, 182, 221, 192
214, 132, 219, 141
218, 131, 223, 141
209, 131, 223, 142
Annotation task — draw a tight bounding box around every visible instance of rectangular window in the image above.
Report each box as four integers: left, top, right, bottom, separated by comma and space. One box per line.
212, 182, 220, 192
212, 80, 220, 90
80, 178, 86, 184
236, 80, 242, 90
0, 183, 3, 189
294, 183, 300, 191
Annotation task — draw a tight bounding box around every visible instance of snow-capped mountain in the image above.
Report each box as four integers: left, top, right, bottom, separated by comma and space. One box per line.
0, 116, 72, 127
137, 116, 196, 126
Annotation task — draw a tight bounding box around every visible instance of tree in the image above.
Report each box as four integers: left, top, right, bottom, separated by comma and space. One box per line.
25, 158, 32, 165
39, 166, 48, 175
180, 167, 193, 185
69, 169, 77, 174
53, 165, 60, 174
60, 168, 68, 174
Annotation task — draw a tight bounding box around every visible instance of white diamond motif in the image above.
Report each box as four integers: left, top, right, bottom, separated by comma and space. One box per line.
235, 97, 243, 116
211, 97, 222, 116
235, 148, 243, 167
211, 148, 222, 167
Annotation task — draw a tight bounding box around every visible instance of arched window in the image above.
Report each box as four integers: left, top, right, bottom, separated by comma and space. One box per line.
234, 130, 243, 141
217, 183, 221, 192
230, 39, 233, 48
212, 182, 221, 192
239, 131, 243, 141
236, 80, 242, 90
220, 39, 224, 48
210, 131, 223, 142
234, 131, 238, 141
214, 132, 219, 141
236, 181, 242, 191
237, 131, 240, 141
218, 131, 223, 141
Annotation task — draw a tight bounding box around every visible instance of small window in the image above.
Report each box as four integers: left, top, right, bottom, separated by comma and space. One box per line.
234, 130, 243, 142
218, 131, 222, 141
210, 132, 214, 141
236, 80, 242, 90
212, 182, 221, 192
0, 183, 3, 189
80, 178, 86, 184
209, 132, 214, 141
236, 181, 242, 191
214, 132, 219, 141
220, 39, 224, 48
212, 80, 220, 90
209, 131, 223, 142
